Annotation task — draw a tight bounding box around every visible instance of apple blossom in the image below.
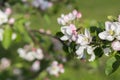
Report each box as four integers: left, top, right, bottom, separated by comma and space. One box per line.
5, 8, 12, 16
0, 10, 8, 25
76, 45, 95, 62
60, 24, 77, 41
31, 60, 40, 72
76, 28, 92, 45
47, 61, 64, 76
32, 48, 44, 60
32, 0, 53, 10
98, 21, 120, 41
75, 29, 95, 61
8, 18, 15, 25
17, 46, 44, 61
0, 58, 11, 71
111, 40, 120, 51
72, 9, 82, 19
57, 10, 82, 25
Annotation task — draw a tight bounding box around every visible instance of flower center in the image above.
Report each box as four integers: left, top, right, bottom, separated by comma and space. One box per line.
109, 30, 114, 35
52, 66, 58, 71
0, 17, 5, 22
84, 37, 89, 42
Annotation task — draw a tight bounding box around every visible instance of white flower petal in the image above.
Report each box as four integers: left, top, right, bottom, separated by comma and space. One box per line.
106, 36, 114, 41
66, 27, 72, 35
84, 28, 90, 38
25, 52, 35, 61
34, 49, 44, 60
98, 31, 108, 40
76, 46, 86, 57
116, 36, 120, 40
76, 34, 84, 44
110, 22, 118, 31
61, 26, 68, 34
111, 41, 120, 51
88, 53, 95, 62
12, 33, 17, 40
105, 21, 111, 31
60, 35, 69, 41
87, 46, 94, 55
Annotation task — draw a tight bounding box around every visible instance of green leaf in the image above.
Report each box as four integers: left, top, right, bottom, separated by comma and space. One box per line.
105, 55, 120, 75
56, 32, 63, 37
2, 25, 12, 49
94, 47, 103, 58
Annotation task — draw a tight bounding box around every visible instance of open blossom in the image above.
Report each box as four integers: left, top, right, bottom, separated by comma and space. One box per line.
31, 60, 40, 72
17, 46, 44, 61
57, 10, 82, 25
47, 61, 64, 77
0, 58, 11, 71
111, 40, 120, 51
60, 24, 77, 41
0, 10, 8, 25
98, 21, 120, 41
76, 28, 92, 45
103, 48, 111, 56
76, 45, 95, 62
32, 0, 53, 10
76, 29, 95, 62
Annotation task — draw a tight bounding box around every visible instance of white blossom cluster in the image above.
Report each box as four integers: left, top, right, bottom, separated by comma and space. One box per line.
0, 58, 11, 71
0, 8, 16, 41
57, 10, 95, 61
57, 10, 82, 25
47, 61, 64, 77
0, 10, 8, 25
32, 0, 53, 10
31, 60, 40, 72
99, 15, 120, 55
17, 45, 44, 61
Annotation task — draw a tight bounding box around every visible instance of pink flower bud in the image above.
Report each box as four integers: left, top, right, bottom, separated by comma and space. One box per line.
77, 12, 82, 18
8, 18, 15, 25
111, 41, 120, 51
48, 2, 53, 8
39, 28, 45, 33
46, 30, 51, 35
72, 10, 78, 16
5, 8, 12, 15
72, 10, 82, 19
